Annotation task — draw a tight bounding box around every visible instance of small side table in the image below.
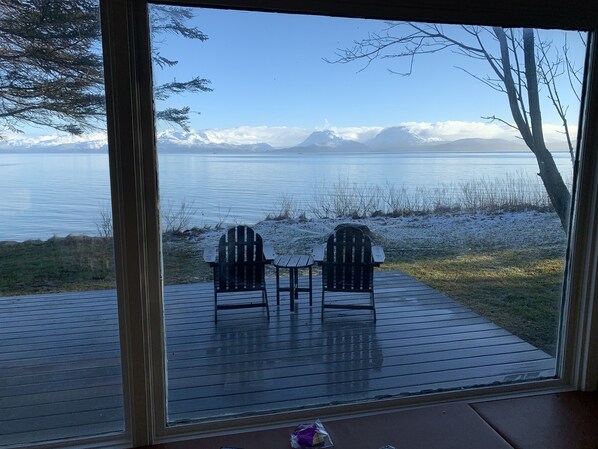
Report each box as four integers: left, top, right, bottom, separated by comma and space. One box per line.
274, 255, 314, 312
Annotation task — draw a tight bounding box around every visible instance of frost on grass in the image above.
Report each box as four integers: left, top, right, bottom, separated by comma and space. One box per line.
197, 210, 565, 259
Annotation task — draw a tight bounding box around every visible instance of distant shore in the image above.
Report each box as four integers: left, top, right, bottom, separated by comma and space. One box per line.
0, 147, 572, 155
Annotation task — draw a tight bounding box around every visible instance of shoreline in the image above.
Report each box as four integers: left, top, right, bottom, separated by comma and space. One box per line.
0, 209, 565, 250
196, 209, 566, 258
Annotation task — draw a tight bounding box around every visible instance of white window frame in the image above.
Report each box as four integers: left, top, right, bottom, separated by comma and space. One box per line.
95, 1, 598, 448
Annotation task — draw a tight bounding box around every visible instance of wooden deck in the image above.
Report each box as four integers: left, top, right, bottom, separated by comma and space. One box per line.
0, 271, 556, 446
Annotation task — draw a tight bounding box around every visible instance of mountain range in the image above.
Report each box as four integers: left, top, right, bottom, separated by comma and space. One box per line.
1, 125, 565, 153
270, 127, 530, 153
147, 126, 531, 153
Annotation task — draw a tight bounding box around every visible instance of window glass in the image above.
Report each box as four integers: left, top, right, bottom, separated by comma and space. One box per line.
0, 1, 124, 445
149, 5, 586, 424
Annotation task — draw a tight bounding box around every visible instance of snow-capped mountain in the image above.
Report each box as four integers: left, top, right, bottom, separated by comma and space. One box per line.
157, 129, 212, 145
0, 133, 108, 152
156, 129, 274, 153
292, 130, 369, 151
366, 126, 426, 150
298, 130, 346, 147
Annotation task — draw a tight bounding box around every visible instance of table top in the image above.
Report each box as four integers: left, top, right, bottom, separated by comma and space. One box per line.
274, 254, 314, 268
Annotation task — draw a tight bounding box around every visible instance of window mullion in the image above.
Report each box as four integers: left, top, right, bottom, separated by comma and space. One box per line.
100, 0, 166, 446
561, 30, 598, 391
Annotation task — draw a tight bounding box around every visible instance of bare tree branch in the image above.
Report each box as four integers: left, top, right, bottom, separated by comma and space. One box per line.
482, 115, 520, 131
327, 22, 583, 228
537, 32, 575, 162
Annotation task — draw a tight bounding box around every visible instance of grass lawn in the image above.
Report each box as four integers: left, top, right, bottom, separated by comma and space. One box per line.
384, 246, 565, 355
0, 235, 211, 296
0, 236, 116, 295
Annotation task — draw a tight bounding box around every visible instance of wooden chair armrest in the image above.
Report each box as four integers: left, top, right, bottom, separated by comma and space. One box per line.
203, 247, 216, 265
313, 243, 326, 263
263, 243, 276, 263
372, 245, 385, 265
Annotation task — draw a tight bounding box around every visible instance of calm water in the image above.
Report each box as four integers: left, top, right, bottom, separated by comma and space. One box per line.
0, 151, 573, 241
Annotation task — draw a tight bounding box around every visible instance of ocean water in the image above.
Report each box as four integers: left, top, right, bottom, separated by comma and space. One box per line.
0, 151, 573, 241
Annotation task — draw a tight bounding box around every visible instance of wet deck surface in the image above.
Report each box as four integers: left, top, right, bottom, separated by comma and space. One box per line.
0, 271, 555, 446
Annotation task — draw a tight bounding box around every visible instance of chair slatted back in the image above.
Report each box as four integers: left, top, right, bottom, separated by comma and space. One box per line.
323, 226, 373, 292
216, 226, 265, 291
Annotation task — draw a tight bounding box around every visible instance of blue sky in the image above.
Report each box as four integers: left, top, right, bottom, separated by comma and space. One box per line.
154, 9, 504, 128
6, 6, 586, 149
147, 6, 587, 145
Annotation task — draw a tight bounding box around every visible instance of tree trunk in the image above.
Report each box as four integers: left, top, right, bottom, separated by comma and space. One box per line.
494, 27, 571, 230
532, 144, 571, 229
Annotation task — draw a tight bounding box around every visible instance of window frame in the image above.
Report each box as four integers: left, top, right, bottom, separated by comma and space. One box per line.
97, 1, 598, 447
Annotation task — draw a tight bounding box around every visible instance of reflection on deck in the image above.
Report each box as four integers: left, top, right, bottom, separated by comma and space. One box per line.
0, 271, 555, 446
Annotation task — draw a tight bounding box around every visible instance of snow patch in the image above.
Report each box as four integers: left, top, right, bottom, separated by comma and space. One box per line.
197, 210, 565, 257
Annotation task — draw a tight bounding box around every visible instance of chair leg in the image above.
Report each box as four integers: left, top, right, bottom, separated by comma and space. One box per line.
214, 289, 218, 323
276, 266, 280, 306
263, 288, 270, 320
213, 268, 218, 323
371, 290, 376, 323
321, 288, 326, 322
289, 268, 295, 312
309, 266, 313, 306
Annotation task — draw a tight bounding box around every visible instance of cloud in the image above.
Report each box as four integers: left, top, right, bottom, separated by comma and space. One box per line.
542, 123, 577, 146
400, 120, 574, 148
202, 126, 310, 148
401, 120, 519, 142
323, 126, 384, 143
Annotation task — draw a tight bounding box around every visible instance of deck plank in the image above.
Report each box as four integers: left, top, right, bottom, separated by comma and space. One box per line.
0, 270, 556, 447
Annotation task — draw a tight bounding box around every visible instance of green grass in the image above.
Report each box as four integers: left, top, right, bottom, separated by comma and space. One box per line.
0, 236, 116, 295
383, 247, 565, 355
161, 234, 212, 284
0, 234, 212, 296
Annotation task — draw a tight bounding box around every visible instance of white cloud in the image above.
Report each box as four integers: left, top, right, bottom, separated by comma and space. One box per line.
202, 126, 310, 148
542, 123, 578, 147
325, 126, 384, 143
400, 120, 574, 148
401, 120, 519, 142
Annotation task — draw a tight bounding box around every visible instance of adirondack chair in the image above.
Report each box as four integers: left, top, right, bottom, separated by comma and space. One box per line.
203, 225, 275, 322
313, 225, 385, 322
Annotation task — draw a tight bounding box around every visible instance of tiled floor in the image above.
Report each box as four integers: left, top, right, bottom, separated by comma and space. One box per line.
141, 392, 598, 449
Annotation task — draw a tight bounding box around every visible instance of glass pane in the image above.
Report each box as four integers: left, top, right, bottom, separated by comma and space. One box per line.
0, 1, 124, 446
149, 4, 585, 425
